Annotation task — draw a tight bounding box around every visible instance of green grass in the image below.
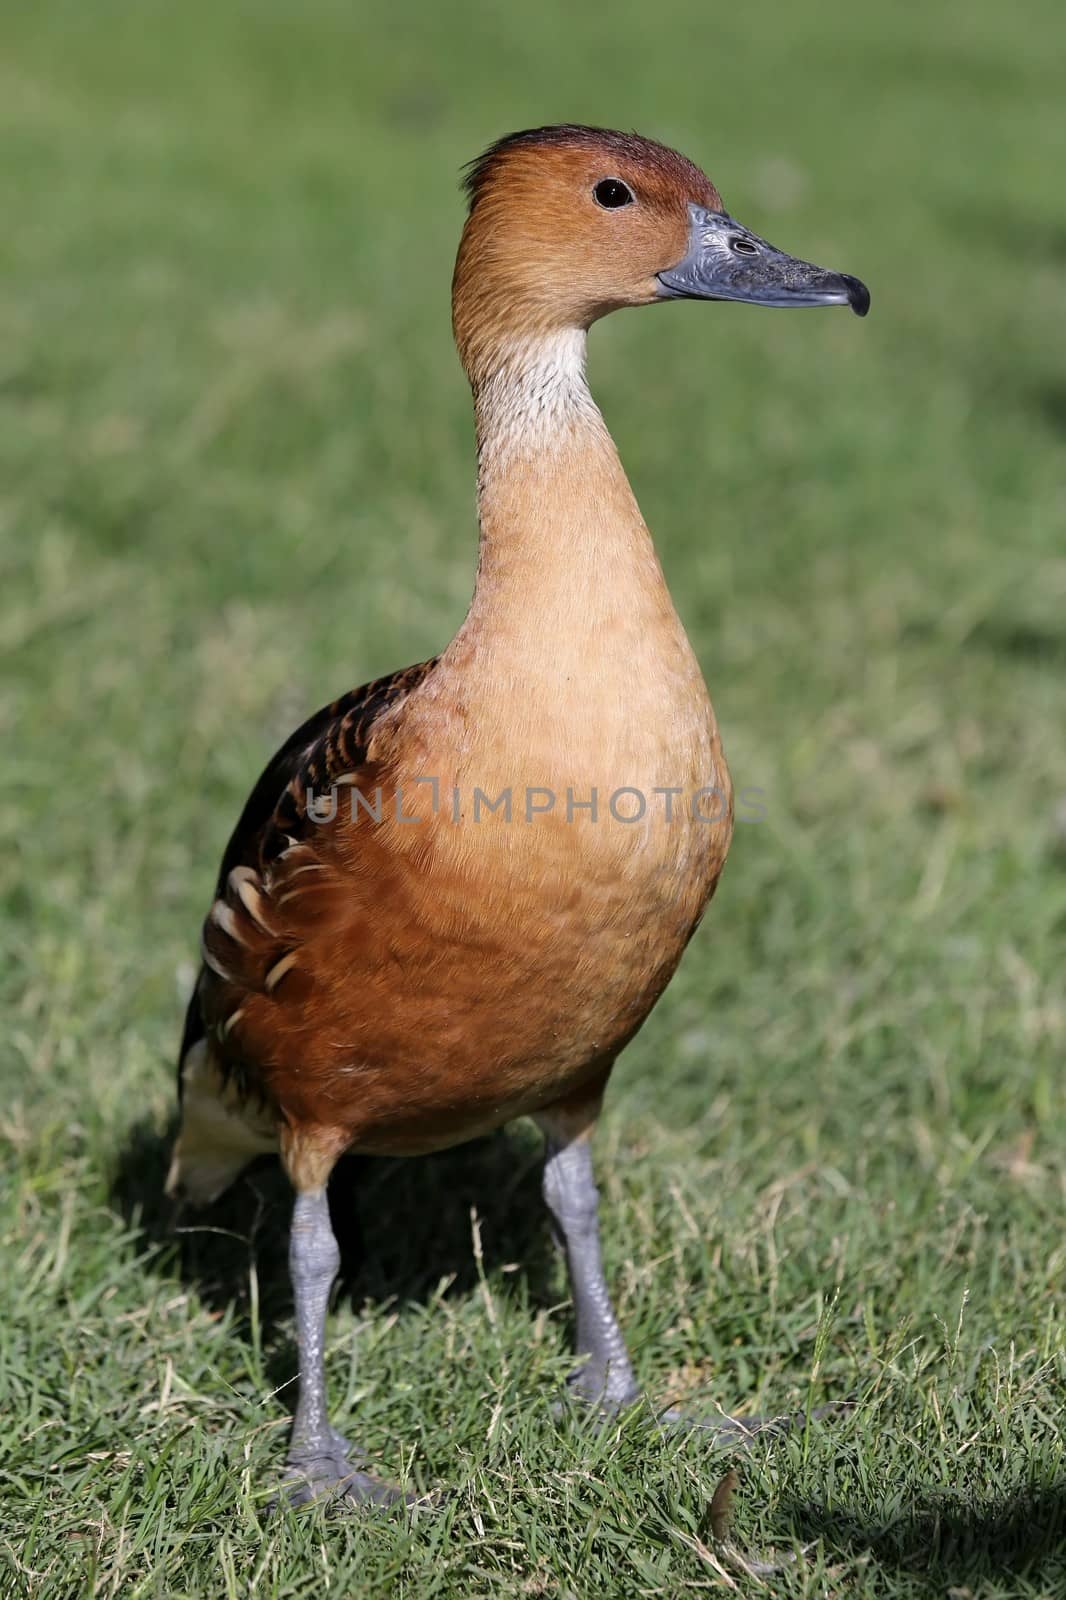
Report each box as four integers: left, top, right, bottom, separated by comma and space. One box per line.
2, 0, 1064, 1594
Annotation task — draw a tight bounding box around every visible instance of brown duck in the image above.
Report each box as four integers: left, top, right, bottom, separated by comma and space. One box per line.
167, 124, 869, 1505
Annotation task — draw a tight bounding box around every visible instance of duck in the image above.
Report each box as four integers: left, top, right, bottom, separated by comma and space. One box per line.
166, 123, 869, 1507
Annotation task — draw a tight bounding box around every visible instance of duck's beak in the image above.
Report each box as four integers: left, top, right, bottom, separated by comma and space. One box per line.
657, 202, 870, 316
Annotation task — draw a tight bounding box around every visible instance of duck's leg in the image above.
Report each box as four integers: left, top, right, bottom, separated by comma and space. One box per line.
536, 1097, 640, 1410
536, 1096, 839, 1444
278, 1182, 402, 1507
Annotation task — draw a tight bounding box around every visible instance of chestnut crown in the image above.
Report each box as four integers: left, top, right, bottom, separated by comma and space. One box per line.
453, 126, 720, 369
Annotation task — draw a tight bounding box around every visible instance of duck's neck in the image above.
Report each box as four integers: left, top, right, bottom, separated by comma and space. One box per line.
452, 329, 679, 666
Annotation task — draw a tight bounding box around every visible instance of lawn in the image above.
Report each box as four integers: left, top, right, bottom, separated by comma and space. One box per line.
1, 0, 1064, 1595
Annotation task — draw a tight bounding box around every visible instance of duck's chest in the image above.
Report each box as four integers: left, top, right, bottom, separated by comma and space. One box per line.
384, 626, 732, 1022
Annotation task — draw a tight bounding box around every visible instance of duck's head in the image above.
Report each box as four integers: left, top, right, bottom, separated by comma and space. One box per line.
453, 124, 869, 379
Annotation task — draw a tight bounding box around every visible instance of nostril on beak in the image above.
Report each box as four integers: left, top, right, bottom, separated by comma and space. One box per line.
729, 236, 759, 255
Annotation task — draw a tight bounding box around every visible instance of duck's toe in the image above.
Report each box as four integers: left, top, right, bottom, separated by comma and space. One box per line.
270, 1442, 411, 1511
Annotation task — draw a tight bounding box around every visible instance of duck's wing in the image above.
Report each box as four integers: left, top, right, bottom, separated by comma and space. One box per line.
177, 658, 438, 1080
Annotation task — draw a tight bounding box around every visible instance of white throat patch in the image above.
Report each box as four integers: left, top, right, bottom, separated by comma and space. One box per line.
475, 330, 603, 463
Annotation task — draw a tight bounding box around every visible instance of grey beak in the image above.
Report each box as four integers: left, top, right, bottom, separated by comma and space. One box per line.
657, 203, 870, 316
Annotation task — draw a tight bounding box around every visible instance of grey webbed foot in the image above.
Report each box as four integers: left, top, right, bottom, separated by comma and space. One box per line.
565, 1356, 641, 1411
279, 1439, 406, 1508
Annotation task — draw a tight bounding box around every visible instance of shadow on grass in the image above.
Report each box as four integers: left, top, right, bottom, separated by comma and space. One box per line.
902, 613, 1066, 668
783, 1484, 1066, 1589
110, 1118, 558, 1359
1032, 382, 1066, 439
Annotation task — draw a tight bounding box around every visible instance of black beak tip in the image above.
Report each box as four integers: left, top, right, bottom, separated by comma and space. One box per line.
843, 274, 870, 318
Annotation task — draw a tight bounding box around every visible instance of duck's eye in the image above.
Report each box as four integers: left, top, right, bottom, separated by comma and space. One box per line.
593, 178, 635, 210
729, 236, 759, 256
